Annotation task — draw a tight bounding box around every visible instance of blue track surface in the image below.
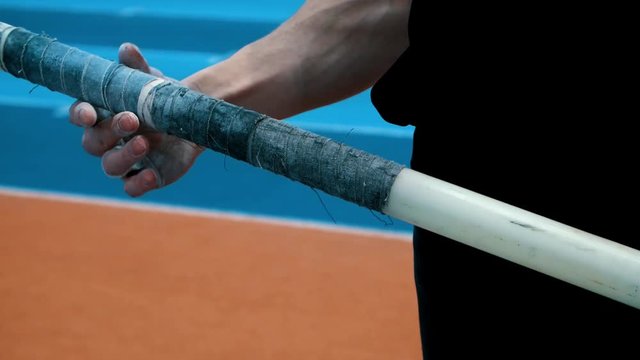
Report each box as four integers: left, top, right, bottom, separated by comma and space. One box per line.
0, 1, 414, 233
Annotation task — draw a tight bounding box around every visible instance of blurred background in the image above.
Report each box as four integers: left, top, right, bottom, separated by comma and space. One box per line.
0, 1, 420, 359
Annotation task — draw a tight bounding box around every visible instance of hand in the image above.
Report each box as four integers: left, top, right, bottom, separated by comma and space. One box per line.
69, 43, 204, 197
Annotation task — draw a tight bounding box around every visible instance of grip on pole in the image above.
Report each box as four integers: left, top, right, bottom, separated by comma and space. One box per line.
0, 21, 404, 213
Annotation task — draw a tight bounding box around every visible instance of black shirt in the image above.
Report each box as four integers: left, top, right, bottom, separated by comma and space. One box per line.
371, 2, 638, 358
372, 1, 636, 249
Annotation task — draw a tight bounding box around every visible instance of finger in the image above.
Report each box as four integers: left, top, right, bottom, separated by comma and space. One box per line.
118, 43, 152, 73
148, 65, 165, 78
101, 135, 149, 177
82, 112, 140, 156
69, 101, 99, 128
124, 168, 159, 197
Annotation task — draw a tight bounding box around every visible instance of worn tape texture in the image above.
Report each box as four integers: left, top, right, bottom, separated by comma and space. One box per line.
0, 24, 403, 212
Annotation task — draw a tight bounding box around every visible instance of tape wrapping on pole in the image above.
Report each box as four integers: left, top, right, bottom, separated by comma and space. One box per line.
1, 21, 639, 309
0, 22, 403, 213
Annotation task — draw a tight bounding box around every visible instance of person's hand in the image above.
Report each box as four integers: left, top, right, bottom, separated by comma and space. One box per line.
68, 43, 204, 197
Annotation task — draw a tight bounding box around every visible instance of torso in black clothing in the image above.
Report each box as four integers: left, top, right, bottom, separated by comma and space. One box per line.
372, 2, 637, 248
372, 2, 638, 358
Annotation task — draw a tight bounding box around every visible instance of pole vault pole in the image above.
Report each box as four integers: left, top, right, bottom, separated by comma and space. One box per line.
1, 22, 639, 309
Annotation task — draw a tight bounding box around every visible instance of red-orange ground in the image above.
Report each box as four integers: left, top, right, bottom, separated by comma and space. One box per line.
0, 192, 421, 359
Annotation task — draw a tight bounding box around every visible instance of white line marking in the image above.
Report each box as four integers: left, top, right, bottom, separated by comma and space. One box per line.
0, 186, 412, 241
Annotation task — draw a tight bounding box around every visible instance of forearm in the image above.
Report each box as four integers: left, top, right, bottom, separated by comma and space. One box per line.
183, 0, 411, 119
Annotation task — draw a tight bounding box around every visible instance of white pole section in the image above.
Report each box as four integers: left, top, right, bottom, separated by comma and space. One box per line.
384, 168, 640, 309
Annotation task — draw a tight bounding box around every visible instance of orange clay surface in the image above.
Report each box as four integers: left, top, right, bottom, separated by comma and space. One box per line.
0, 192, 421, 359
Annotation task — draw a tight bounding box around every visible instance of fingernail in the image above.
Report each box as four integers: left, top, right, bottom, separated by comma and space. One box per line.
80, 104, 97, 125
117, 114, 135, 133
131, 137, 146, 156
119, 43, 131, 53
76, 105, 87, 124
144, 172, 157, 188
115, 114, 125, 133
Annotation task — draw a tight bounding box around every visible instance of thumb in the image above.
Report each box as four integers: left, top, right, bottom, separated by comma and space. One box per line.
118, 43, 152, 74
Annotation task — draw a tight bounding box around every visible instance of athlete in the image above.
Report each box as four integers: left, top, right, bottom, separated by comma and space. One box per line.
69, 1, 638, 358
